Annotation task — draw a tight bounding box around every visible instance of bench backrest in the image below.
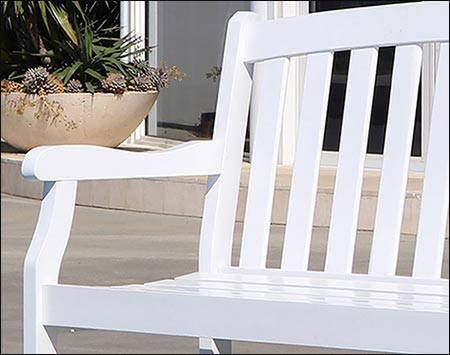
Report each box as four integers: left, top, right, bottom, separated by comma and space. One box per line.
198, 2, 449, 280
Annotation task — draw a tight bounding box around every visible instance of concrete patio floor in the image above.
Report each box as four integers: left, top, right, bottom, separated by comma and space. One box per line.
1, 193, 448, 354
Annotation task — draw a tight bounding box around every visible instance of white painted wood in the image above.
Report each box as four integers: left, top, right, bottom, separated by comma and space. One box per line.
239, 58, 289, 269
320, 151, 426, 173
249, 2, 311, 166
413, 44, 449, 279
44, 283, 449, 354
254, 3, 441, 169
277, 1, 308, 165
325, 48, 379, 274
281, 53, 333, 271
21, 141, 223, 181
21, 3, 449, 354
244, 2, 448, 63
279, 55, 299, 165
198, 13, 256, 273
248, 66, 262, 164
421, 43, 438, 161
250, 1, 268, 20
199, 11, 237, 342
199, 338, 231, 354
179, 270, 449, 296
142, 280, 448, 314
151, 279, 448, 305
23, 181, 77, 353
369, 46, 423, 276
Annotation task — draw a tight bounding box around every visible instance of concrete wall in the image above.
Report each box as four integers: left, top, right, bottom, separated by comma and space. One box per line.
3, 154, 447, 237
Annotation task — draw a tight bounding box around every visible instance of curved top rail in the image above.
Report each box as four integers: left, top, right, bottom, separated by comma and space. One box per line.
243, 2, 449, 63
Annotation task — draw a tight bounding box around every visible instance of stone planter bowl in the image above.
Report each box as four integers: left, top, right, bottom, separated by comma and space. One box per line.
1, 91, 158, 151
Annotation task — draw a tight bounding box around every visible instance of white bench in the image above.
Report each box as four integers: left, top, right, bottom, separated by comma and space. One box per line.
22, 2, 449, 354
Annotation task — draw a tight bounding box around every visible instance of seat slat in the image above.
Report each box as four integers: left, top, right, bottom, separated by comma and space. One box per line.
178, 272, 449, 297
223, 267, 450, 287
325, 48, 379, 274
281, 53, 333, 271
239, 58, 290, 269
413, 44, 449, 279
143, 281, 447, 312
369, 45, 423, 276
149, 279, 448, 306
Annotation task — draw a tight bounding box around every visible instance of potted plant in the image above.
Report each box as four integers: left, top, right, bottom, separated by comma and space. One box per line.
196, 66, 222, 138
0, 0, 184, 151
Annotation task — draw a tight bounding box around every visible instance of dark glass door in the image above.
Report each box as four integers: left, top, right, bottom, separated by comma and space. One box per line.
311, 1, 422, 156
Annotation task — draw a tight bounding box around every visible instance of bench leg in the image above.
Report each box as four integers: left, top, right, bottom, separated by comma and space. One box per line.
24, 324, 58, 354
199, 338, 232, 354
23, 181, 77, 354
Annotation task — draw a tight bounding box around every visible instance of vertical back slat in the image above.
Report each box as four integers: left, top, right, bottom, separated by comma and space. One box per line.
369, 45, 423, 276
325, 48, 379, 274
239, 58, 290, 269
199, 13, 256, 273
281, 53, 333, 270
413, 44, 449, 279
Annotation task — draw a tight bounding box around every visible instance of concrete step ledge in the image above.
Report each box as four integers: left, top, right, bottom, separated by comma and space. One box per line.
1, 151, 447, 236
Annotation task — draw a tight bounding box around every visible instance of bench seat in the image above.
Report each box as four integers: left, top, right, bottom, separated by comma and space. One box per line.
44, 270, 449, 353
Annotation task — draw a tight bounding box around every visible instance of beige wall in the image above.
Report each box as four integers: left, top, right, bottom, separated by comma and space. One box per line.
3, 155, 447, 237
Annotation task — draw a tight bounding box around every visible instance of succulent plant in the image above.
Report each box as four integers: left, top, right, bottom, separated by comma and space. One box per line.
44, 74, 65, 94
21, 67, 65, 94
1, 79, 24, 93
21, 67, 48, 93
101, 73, 127, 94
128, 60, 185, 92
65, 79, 83, 93
130, 75, 158, 92
206, 66, 222, 83
129, 59, 156, 77
157, 62, 185, 89
156, 68, 170, 90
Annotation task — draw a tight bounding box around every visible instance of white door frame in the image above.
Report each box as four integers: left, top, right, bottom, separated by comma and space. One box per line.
147, 1, 158, 136
120, 1, 156, 143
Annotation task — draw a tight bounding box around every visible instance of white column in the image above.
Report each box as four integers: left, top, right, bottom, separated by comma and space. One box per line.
250, 1, 268, 18
121, 1, 148, 144
120, 1, 130, 41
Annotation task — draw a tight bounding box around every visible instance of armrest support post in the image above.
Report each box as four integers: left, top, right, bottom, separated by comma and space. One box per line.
24, 181, 77, 353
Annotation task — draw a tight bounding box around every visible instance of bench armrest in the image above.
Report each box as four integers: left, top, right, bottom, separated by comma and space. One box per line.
21, 140, 224, 181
